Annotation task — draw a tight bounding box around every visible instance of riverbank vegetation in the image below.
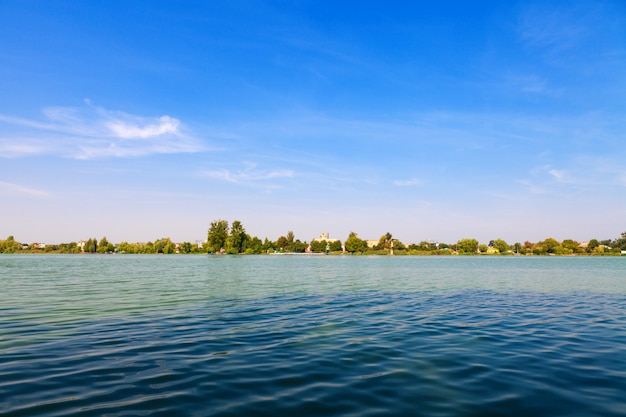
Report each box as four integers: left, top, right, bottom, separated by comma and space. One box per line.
2, 221, 626, 256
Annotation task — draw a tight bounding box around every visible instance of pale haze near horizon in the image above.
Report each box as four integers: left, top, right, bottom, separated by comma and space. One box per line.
1, 1, 625, 245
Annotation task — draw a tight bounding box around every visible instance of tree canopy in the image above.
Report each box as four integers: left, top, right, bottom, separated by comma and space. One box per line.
206, 220, 229, 253
3, 228, 626, 257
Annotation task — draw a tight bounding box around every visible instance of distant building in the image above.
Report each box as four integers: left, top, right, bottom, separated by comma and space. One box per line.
311, 232, 340, 244
310, 232, 343, 252
366, 240, 379, 249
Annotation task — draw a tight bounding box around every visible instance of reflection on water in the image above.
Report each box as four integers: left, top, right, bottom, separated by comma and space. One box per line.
1, 255, 625, 416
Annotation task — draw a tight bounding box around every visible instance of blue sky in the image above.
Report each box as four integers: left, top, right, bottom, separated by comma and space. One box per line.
1, 1, 625, 245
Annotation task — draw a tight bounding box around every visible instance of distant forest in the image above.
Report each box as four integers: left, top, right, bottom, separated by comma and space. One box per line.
2, 220, 625, 256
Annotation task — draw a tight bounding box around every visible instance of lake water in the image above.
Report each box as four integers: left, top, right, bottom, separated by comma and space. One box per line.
1, 255, 625, 416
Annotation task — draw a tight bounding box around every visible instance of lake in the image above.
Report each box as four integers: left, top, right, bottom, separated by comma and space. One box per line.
1, 255, 625, 416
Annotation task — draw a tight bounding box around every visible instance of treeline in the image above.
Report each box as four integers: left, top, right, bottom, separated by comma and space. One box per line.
205, 220, 308, 254
2, 225, 626, 255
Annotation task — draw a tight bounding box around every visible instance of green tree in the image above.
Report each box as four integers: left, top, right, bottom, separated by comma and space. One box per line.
179, 241, 192, 254
376, 232, 394, 251
311, 239, 342, 252
532, 244, 547, 255
262, 238, 275, 253
154, 237, 175, 254
226, 220, 248, 254
456, 238, 479, 254
492, 238, 509, 254
328, 240, 343, 252
246, 236, 264, 254
561, 239, 579, 252
97, 237, 114, 253
587, 239, 600, 253
85, 238, 97, 253
0, 236, 22, 253
140, 242, 155, 254
613, 232, 626, 250
410, 241, 439, 252
310, 240, 327, 253
117, 241, 136, 254
284, 231, 297, 252
58, 242, 79, 253
44, 244, 58, 253
275, 235, 288, 251
291, 239, 308, 253
207, 219, 229, 253
345, 232, 367, 253
96, 237, 107, 253
540, 237, 561, 254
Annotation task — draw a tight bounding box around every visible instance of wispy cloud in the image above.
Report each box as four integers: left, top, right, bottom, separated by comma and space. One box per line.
0, 141, 48, 157
0, 181, 50, 197
0, 100, 204, 159
548, 169, 568, 183
515, 165, 572, 196
501, 73, 552, 95
393, 178, 422, 187
517, 2, 624, 68
518, 5, 588, 53
202, 162, 295, 186
107, 115, 180, 139
519, 157, 626, 196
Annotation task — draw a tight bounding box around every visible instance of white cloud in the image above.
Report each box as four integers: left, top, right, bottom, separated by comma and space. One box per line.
0, 101, 204, 159
0, 142, 47, 158
107, 115, 180, 139
202, 163, 295, 185
548, 169, 567, 182
501, 73, 551, 95
393, 178, 422, 187
518, 5, 587, 52
0, 181, 50, 197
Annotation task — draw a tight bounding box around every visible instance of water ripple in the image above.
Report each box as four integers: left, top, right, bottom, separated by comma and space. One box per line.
2, 289, 626, 417
2, 256, 626, 416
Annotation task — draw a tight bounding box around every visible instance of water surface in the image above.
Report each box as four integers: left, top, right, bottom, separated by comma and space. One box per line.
1, 255, 625, 416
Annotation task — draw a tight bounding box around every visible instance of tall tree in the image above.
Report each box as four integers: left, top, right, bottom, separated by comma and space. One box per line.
492, 238, 509, 254
207, 219, 229, 253
587, 239, 600, 253
262, 238, 275, 252
179, 242, 192, 254
226, 220, 248, 254
541, 237, 561, 254
310, 240, 327, 253
246, 236, 263, 254
613, 232, 626, 250
97, 237, 114, 253
456, 238, 479, 254
376, 232, 393, 251
328, 240, 343, 252
85, 238, 97, 253
154, 237, 175, 254
345, 232, 367, 253
275, 235, 288, 251
0, 236, 22, 253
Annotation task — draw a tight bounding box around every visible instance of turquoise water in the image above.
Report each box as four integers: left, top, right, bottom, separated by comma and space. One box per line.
1, 255, 625, 416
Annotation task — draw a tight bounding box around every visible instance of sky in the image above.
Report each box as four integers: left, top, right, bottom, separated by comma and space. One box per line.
1, 0, 626, 245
